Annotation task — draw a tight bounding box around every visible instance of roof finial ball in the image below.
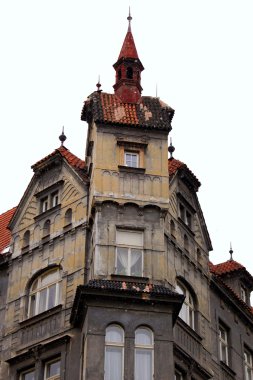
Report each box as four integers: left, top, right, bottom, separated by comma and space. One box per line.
229, 242, 233, 261
59, 127, 67, 146
168, 137, 175, 160
96, 75, 102, 92
127, 6, 132, 31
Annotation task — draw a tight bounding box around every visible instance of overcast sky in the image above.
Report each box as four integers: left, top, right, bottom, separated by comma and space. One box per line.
1, 0, 253, 274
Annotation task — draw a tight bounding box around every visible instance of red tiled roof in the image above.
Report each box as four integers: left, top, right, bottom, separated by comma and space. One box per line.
168, 158, 185, 176
118, 30, 139, 60
81, 92, 174, 130
32, 146, 86, 179
0, 207, 17, 253
209, 260, 245, 276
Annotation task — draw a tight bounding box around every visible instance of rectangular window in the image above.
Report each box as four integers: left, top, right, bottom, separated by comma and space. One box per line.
124, 152, 139, 168
44, 358, 61, 380
244, 348, 253, 380
41, 197, 49, 213
179, 204, 192, 229
116, 230, 143, 276
20, 369, 35, 380
51, 192, 59, 208
241, 286, 247, 303
219, 324, 229, 365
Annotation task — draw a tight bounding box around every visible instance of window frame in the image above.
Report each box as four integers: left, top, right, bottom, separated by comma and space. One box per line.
28, 268, 61, 317
104, 324, 124, 380
134, 327, 154, 380
124, 151, 139, 168
176, 281, 195, 330
19, 368, 35, 380
44, 357, 61, 380
115, 230, 144, 277
219, 323, 229, 365
244, 347, 253, 380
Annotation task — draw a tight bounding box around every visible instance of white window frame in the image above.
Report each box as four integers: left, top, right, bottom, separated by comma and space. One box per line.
176, 282, 195, 329
41, 197, 49, 213
219, 324, 229, 365
44, 358, 61, 380
179, 203, 192, 229
51, 191, 59, 208
115, 230, 143, 277
20, 368, 35, 380
28, 269, 61, 317
104, 324, 124, 380
134, 327, 154, 380
124, 151, 139, 168
244, 348, 253, 380
241, 286, 247, 303
175, 370, 184, 380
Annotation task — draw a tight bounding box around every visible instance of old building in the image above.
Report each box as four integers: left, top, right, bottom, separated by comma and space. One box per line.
0, 13, 252, 380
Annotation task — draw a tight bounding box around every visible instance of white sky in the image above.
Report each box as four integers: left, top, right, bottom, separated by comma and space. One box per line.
1, 1, 253, 275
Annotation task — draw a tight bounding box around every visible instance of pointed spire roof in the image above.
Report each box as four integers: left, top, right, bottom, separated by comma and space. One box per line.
118, 9, 139, 60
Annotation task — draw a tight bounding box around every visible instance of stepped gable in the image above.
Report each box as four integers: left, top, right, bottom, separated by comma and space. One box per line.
168, 157, 201, 191
0, 207, 17, 253
32, 145, 87, 180
81, 91, 174, 131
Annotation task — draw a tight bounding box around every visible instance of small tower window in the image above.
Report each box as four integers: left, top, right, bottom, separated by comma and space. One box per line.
118, 69, 122, 80
126, 67, 133, 79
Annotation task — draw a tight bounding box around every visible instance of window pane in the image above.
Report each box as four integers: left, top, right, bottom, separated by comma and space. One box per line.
135, 349, 152, 380
41, 270, 58, 286
131, 249, 142, 276
106, 325, 124, 343
116, 247, 128, 275
135, 328, 152, 345
46, 359, 60, 377
105, 347, 123, 380
117, 230, 143, 247
38, 288, 47, 313
29, 294, 36, 317
21, 370, 35, 380
48, 284, 57, 309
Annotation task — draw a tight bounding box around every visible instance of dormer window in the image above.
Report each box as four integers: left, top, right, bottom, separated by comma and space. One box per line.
125, 151, 139, 168
36, 182, 63, 217
241, 285, 247, 303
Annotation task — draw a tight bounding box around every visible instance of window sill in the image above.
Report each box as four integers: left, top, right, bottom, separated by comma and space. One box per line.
20, 304, 62, 328
118, 165, 145, 174
34, 204, 61, 222
220, 361, 236, 378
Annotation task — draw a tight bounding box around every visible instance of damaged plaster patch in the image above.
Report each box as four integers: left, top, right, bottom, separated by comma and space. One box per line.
159, 99, 169, 108
114, 106, 126, 121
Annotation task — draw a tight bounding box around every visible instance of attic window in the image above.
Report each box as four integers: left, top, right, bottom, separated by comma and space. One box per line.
241, 285, 247, 303
179, 204, 192, 229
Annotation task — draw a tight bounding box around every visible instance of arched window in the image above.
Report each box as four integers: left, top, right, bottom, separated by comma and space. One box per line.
135, 327, 154, 380
43, 219, 50, 237
28, 268, 61, 317
104, 324, 124, 380
23, 230, 30, 248
176, 281, 195, 329
126, 67, 133, 79
64, 208, 72, 225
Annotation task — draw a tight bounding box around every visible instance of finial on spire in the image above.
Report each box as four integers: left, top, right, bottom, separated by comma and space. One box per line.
96, 75, 102, 92
168, 137, 175, 159
127, 7, 132, 32
59, 126, 67, 146
229, 242, 233, 261
156, 84, 158, 98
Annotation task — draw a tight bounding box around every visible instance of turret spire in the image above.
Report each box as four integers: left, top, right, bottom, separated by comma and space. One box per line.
113, 11, 144, 103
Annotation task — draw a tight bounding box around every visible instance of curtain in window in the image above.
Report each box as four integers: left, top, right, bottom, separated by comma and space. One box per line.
104, 325, 124, 380
116, 247, 128, 274
135, 328, 153, 380
131, 249, 142, 276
